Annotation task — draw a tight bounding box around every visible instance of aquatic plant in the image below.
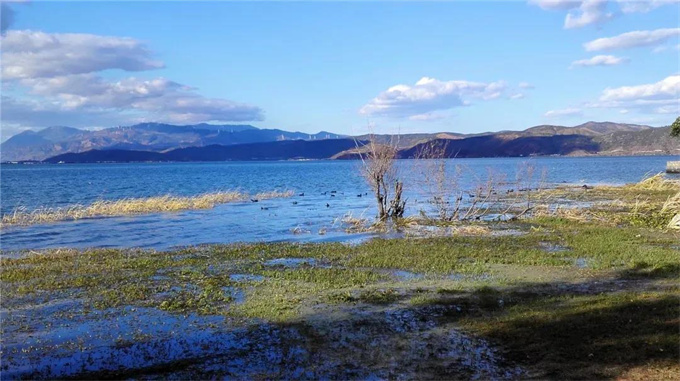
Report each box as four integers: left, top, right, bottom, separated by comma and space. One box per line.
1, 190, 294, 226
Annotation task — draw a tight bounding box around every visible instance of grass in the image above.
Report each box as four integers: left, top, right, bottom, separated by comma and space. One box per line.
456, 290, 680, 379
2, 216, 677, 318
529, 173, 680, 230
2, 180, 679, 378
1, 190, 294, 226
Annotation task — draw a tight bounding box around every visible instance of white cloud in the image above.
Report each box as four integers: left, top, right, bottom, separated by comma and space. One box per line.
518, 82, 535, 89
618, 0, 680, 13
570, 54, 628, 67
1, 29, 266, 132
0, 95, 137, 129
509, 93, 526, 100
544, 108, 583, 118
652, 43, 680, 53
408, 112, 447, 121
1, 30, 164, 80
600, 74, 680, 101
529, 0, 611, 28
7, 74, 264, 126
586, 75, 680, 114
529, 0, 581, 10
359, 77, 507, 118
531, 1, 678, 28
564, 0, 612, 29
653, 105, 680, 114
584, 28, 680, 51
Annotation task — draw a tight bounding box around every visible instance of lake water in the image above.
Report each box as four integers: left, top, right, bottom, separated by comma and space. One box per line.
1, 156, 678, 251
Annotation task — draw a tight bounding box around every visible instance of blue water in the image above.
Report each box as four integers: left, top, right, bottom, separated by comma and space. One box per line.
1, 156, 677, 250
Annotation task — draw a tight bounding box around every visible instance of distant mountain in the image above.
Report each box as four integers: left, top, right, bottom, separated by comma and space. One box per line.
594, 125, 680, 156
336, 126, 679, 159
519, 121, 651, 137
1, 126, 85, 161
44, 139, 361, 163
7, 120, 677, 163
1, 123, 345, 162
43, 125, 679, 164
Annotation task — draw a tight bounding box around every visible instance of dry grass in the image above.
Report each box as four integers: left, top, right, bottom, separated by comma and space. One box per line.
255, 190, 295, 200
529, 173, 680, 229
2, 190, 294, 227
629, 173, 680, 192
532, 204, 613, 224
451, 225, 492, 236
336, 211, 374, 233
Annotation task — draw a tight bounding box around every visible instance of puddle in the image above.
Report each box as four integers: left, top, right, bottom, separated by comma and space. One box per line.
574, 258, 589, 268
222, 286, 247, 305
389, 270, 425, 281
264, 258, 318, 268
229, 274, 265, 282
539, 242, 569, 253
490, 229, 525, 237
448, 273, 491, 281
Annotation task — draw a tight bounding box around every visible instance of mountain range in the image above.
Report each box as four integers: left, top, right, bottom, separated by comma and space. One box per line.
1, 123, 343, 162
2, 121, 678, 163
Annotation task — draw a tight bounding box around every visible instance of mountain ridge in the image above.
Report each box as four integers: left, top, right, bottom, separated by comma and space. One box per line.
39, 125, 679, 163
4, 121, 677, 163
1, 123, 345, 162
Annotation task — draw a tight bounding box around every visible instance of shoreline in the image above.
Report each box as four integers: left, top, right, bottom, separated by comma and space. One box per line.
3, 151, 680, 165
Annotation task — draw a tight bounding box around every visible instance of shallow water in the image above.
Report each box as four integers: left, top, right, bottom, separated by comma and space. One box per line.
1, 156, 677, 250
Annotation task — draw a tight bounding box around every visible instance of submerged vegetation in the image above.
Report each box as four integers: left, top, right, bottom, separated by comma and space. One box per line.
2, 175, 679, 378
1, 190, 294, 227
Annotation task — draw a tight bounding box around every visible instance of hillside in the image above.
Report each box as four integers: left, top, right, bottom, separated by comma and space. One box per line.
7, 121, 679, 163
1, 123, 345, 162
42, 125, 679, 163
392, 126, 677, 159
44, 139, 361, 163
520, 122, 651, 137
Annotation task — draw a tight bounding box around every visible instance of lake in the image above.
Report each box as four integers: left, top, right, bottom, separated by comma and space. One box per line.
1, 156, 678, 251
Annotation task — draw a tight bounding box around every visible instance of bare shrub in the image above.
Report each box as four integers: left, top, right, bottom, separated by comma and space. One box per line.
414, 141, 547, 222
358, 136, 406, 221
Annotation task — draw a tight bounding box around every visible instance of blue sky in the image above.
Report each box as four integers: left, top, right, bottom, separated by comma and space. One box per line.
1, 0, 678, 140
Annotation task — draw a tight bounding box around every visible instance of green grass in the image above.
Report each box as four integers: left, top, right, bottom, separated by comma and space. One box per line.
457, 290, 680, 379
2, 215, 678, 319
2, 182, 679, 378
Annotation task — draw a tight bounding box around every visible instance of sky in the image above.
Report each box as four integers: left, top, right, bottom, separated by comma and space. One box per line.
1, 0, 679, 140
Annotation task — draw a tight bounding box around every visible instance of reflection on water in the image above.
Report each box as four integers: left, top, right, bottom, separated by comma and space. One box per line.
1, 156, 676, 250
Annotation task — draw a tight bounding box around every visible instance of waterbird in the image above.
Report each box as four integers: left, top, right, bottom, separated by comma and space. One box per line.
582, 184, 592, 190
330, 190, 337, 194
326, 203, 330, 208
251, 199, 259, 202
331, 194, 335, 197
299, 193, 305, 196
260, 206, 269, 210
292, 201, 298, 205
357, 194, 362, 197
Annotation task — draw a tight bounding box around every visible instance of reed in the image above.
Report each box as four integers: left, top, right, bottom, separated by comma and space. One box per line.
2, 190, 293, 226
629, 173, 679, 192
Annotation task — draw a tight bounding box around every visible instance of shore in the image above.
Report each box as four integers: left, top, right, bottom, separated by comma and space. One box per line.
2, 180, 679, 379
